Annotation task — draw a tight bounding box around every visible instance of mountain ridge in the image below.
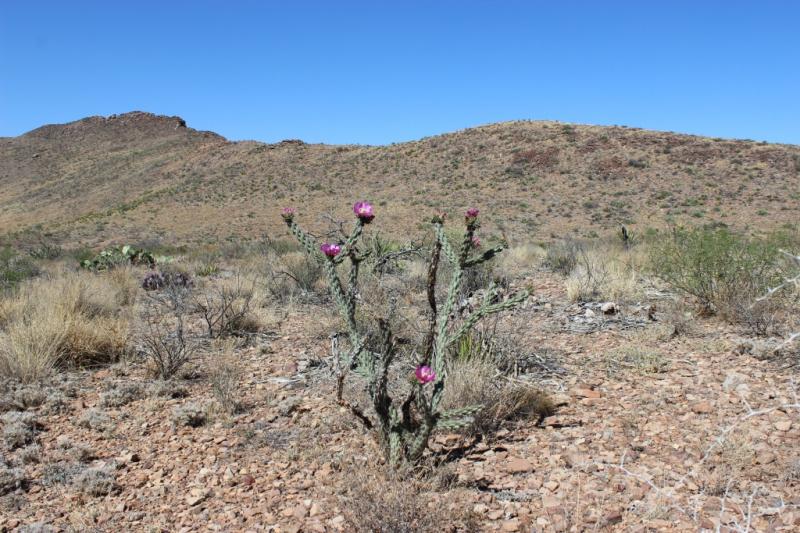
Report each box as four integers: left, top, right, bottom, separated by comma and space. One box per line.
1, 111, 798, 249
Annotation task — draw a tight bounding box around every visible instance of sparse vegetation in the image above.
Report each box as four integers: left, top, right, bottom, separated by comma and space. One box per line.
651, 226, 797, 333
0, 271, 132, 381
1, 114, 799, 530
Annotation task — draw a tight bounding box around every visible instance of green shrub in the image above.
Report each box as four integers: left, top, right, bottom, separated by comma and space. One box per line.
0, 248, 39, 290
651, 227, 795, 333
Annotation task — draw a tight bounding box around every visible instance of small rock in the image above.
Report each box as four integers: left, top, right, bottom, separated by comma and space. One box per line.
691, 401, 714, 414
600, 302, 618, 314
186, 488, 208, 506
501, 519, 521, 532
573, 388, 601, 399
473, 503, 488, 514
505, 457, 534, 473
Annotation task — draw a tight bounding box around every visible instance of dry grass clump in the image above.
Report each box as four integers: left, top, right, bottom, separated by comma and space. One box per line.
497, 243, 546, 279
209, 339, 244, 414
565, 242, 645, 303
0, 270, 133, 381
601, 345, 669, 376
441, 353, 554, 437
340, 466, 477, 533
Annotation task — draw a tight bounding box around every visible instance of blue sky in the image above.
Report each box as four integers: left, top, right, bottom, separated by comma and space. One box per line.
1, 1, 798, 145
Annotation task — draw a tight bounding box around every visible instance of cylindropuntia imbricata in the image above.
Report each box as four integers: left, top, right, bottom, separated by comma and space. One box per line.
284, 202, 529, 466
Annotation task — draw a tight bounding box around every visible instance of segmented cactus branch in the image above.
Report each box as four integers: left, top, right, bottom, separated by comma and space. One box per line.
284, 203, 529, 467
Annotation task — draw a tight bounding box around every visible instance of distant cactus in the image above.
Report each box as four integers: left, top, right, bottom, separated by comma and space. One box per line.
284, 202, 529, 466
81, 245, 157, 271
142, 270, 193, 291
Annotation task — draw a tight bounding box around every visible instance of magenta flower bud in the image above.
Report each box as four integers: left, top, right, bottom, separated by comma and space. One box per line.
471, 236, 481, 248
414, 365, 436, 384
465, 207, 479, 219
353, 201, 375, 223
281, 207, 296, 221
320, 243, 341, 258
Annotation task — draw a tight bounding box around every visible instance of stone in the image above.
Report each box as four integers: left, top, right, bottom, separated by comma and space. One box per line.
501, 519, 521, 531
186, 488, 208, 506
505, 457, 534, 473
601, 302, 618, 314
691, 401, 714, 414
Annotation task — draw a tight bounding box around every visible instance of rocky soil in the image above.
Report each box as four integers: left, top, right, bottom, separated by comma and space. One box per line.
1, 271, 798, 532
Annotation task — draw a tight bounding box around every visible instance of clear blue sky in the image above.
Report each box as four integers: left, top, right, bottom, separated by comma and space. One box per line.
1, 1, 798, 145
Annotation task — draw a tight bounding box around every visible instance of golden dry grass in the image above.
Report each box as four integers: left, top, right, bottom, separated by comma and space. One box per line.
564, 242, 646, 302
441, 354, 554, 437
497, 243, 546, 279
0, 269, 133, 381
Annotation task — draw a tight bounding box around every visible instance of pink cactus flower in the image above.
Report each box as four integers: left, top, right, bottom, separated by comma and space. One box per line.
465, 207, 479, 219
320, 243, 341, 258
353, 201, 375, 223
281, 207, 296, 221
471, 236, 481, 248
414, 365, 436, 384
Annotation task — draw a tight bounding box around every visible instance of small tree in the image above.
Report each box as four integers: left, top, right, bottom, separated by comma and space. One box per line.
283, 203, 529, 466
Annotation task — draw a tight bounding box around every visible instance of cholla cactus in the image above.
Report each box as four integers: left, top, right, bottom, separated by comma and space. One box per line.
284, 203, 529, 466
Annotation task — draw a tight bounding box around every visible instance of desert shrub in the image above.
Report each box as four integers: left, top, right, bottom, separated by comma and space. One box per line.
98, 382, 144, 408
0, 271, 132, 381
73, 467, 119, 496
172, 402, 207, 427
0, 465, 26, 495
651, 227, 795, 333
40, 462, 85, 487
55, 437, 95, 462
195, 275, 263, 337
284, 203, 529, 466
18, 443, 41, 464
0, 247, 39, 290
141, 283, 195, 379
1, 412, 39, 449
76, 408, 111, 432
545, 238, 583, 275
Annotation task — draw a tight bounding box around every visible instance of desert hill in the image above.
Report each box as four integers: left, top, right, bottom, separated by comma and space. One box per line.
2, 111, 798, 249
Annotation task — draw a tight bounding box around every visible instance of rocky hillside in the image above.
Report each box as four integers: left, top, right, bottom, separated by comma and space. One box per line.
1, 112, 798, 248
